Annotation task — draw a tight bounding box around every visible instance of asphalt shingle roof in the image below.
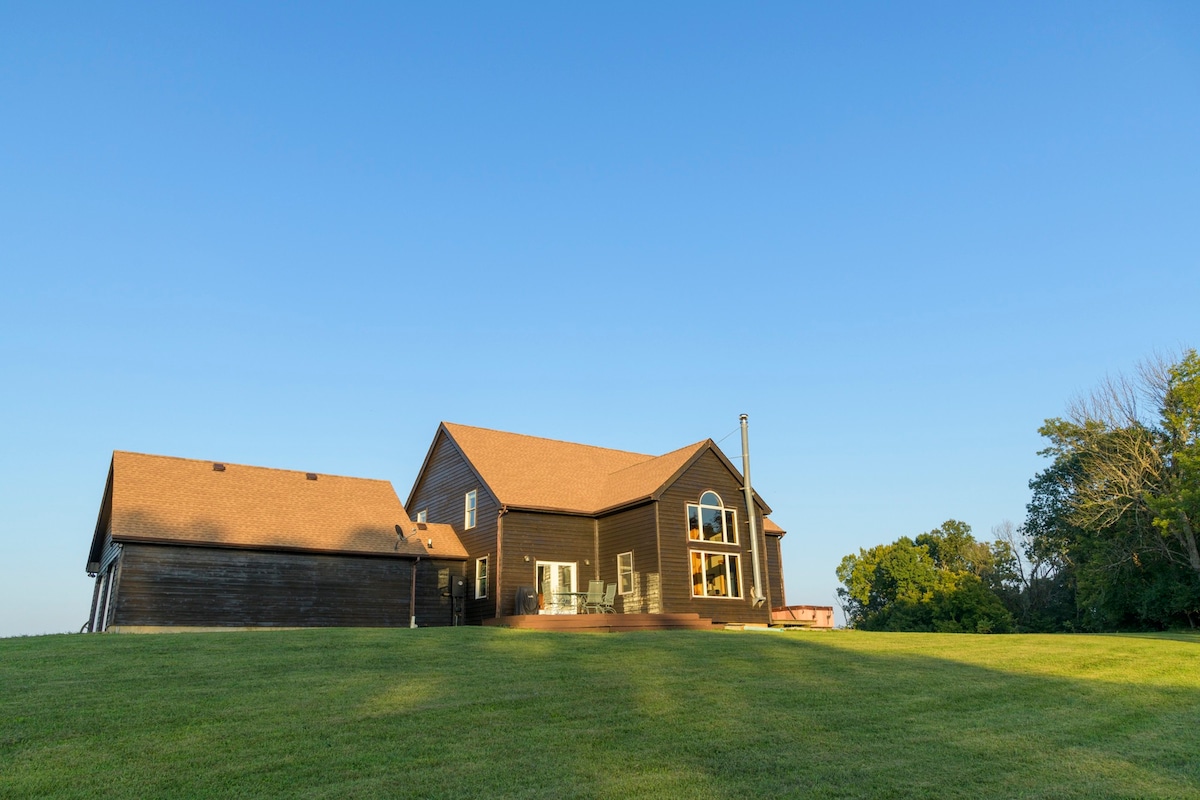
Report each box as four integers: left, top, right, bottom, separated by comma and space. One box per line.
440, 423, 778, 524
107, 451, 466, 558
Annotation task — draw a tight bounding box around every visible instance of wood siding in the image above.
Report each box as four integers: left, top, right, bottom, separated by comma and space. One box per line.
655, 450, 772, 624
415, 557, 469, 627
499, 510, 594, 616
765, 534, 785, 609
406, 429, 500, 624
597, 503, 661, 613
111, 543, 440, 628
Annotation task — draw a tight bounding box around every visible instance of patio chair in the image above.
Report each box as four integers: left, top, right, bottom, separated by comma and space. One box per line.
599, 583, 617, 613
582, 580, 605, 614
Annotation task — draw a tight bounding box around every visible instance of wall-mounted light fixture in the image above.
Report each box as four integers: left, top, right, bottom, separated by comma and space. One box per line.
523, 555, 530, 562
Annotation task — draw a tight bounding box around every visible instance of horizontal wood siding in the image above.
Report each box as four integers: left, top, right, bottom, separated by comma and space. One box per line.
500, 510, 594, 617
111, 543, 422, 627
766, 534, 786, 609
99, 535, 122, 572
415, 558, 468, 627
406, 429, 500, 624
597, 503, 660, 613
656, 450, 772, 624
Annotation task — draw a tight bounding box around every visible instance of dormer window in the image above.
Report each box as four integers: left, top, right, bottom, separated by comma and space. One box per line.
686, 490, 737, 544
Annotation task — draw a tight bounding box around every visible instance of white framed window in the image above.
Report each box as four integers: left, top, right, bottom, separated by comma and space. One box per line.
690, 550, 742, 599
416, 509, 427, 523
686, 490, 737, 543
475, 556, 489, 599
464, 489, 477, 529
617, 552, 634, 595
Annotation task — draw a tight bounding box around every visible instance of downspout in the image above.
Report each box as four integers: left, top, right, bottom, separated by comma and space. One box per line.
740, 414, 766, 608
496, 506, 507, 618
410, 556, 421, 628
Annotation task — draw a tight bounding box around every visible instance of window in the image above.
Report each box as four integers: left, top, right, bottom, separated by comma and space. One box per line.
416, 509, 427, 523
690, 551, 742, 598
475, 556, 489, 599
464, 490, 477, 529
686, 490, 737, 543
617, 552, 634, 595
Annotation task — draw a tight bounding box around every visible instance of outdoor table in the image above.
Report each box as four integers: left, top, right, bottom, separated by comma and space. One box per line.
554, 591, 591, 613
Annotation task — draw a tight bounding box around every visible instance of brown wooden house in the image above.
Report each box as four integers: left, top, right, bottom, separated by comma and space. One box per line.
406, 423, 788, 626
85, 452, 468, 632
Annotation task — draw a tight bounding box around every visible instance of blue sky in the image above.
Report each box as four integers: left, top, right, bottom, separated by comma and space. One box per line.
2, 2, 1197, 636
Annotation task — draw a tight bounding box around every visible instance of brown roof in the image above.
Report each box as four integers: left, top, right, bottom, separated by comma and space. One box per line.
597, 441, 709, 511
403, 521, 469, 558
763, 517, 786, 535
103, 451, 466, 559
440, 422, 756, 515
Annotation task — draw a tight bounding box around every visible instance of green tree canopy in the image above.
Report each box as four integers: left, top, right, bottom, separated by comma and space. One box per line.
837, 521, 1015, 632
1026, 349, 1200, 629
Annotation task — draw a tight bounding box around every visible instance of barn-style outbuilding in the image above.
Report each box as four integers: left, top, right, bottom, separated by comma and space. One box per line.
85, 452, 467, 632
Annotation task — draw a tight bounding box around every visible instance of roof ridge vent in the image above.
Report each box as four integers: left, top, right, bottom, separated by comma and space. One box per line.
306, 473, 318, 481
213, 463, 226, 472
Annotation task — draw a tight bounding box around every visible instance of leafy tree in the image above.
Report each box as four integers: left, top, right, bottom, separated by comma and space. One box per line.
837, 521, 1015, 632
1027, 349, 1200, 629
836, 537, 945, 628
929, 574, 1014, 634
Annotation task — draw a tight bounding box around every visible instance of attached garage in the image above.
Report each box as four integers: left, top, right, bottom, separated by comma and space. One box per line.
85, 451, 467, 632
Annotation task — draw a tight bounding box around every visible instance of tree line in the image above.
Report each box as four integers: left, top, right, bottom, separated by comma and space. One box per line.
838, 348, 1200, 632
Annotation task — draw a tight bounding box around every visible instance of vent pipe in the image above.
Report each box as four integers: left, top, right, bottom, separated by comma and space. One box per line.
740, 414, 766, 608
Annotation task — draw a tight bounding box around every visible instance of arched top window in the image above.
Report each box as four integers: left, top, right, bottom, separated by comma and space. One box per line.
687, 490, 738, 544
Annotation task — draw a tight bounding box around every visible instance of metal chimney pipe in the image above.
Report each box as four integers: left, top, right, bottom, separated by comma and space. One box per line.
740, 414, 766, 608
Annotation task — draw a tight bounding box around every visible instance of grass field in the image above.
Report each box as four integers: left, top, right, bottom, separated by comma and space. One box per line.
1, 628, 1198, 799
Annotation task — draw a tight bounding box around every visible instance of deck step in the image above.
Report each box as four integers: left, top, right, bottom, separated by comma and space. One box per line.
485, 612, 715, 632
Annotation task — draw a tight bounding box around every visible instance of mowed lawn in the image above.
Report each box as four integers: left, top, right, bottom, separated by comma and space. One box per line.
1, 628, 1198, 799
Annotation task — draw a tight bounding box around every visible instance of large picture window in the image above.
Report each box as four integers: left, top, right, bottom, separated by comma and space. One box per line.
690, 551, 742, 598
475, 556, 489, 599
464, 489, 477, 529
686, 491, 737, 543
617, 552, 634, 595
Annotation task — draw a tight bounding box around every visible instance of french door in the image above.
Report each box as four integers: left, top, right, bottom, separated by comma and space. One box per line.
536, 561, 577, 614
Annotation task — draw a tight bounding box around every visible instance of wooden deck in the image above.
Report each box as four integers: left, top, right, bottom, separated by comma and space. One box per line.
484, 612, 715, 632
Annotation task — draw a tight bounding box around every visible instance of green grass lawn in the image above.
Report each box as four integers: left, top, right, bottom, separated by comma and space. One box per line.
2, 628, 1198, 799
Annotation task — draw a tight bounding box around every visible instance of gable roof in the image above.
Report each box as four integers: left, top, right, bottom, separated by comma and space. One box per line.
90, 451, 466, 566
435, 422, 772, 516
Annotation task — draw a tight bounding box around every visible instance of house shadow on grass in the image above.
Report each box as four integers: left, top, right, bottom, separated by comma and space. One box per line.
352, 629, 1200, 800
7, 629, 1197, 800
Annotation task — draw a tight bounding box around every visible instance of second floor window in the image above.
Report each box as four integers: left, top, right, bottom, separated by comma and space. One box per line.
687, 491, 737, 543
464, 490, 477, 529
416, 509, 427, 523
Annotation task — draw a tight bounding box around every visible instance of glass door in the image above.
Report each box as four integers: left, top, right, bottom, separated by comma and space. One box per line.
536, 561, 577, 614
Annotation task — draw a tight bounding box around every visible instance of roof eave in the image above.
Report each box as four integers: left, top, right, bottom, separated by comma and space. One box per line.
85, 457, 115, 573
703, 441, 775, 515
414, 423, 505, 510
107, 533, 454, 560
